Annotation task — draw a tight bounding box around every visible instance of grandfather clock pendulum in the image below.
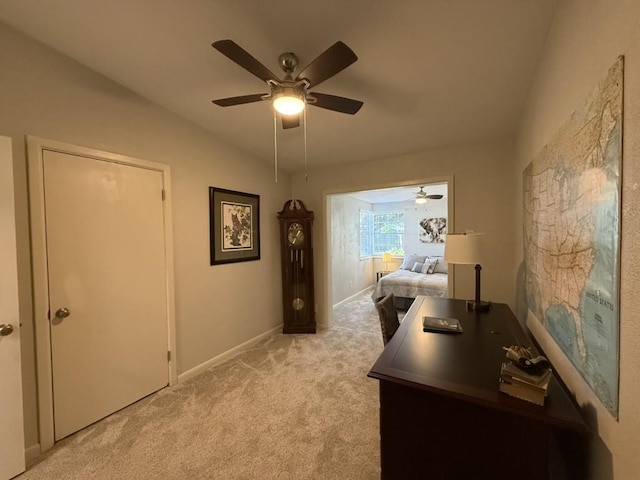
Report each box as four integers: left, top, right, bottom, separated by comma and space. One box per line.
277, 199, 316, 334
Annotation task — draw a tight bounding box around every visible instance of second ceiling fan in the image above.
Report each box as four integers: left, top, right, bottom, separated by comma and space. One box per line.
211, 39, 363, 129
414, 186, 444, 205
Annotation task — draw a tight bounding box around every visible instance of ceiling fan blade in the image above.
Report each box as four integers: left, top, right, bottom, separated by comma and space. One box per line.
426, 194, 444, 200
310, 92, 363, 114
296, 41, 357, 88
281, 115, 300, 129
212, 39, 279, 83
212, 93, 266, 107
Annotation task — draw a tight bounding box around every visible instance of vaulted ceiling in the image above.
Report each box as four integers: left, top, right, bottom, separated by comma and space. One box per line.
0, 0, 558, 173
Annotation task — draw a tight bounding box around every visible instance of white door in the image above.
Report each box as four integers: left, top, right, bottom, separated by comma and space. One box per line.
43, 150, 169, 440
0, 136, 25, 479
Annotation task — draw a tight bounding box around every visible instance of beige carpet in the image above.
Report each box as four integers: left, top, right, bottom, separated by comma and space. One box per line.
18, 288, 384, 479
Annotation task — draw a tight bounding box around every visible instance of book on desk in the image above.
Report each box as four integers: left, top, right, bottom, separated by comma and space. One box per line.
422, 315, 463, 333
498, 361, 552, 406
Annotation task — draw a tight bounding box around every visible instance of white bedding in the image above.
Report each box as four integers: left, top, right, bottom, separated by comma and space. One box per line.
371, 269, 448, 301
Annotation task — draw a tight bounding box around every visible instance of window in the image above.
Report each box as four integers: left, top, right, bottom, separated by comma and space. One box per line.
360, 209, 405, 258
373, 211, 404, 255
359, 210, 373, 258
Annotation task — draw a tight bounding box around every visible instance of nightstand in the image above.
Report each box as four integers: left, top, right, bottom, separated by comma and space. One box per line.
376, 271, 391, 281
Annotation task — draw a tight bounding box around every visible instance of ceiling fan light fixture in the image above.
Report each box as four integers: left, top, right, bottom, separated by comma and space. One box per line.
415, 186, 428, 204
273, 89, 305, 115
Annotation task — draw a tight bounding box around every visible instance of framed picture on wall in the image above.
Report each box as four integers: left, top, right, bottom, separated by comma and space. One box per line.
209, 187, 260, 265
419, 217, 447, 243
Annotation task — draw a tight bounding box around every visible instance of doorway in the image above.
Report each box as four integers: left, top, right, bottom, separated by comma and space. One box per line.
325, 177, 454, 326
28, 137, 177, 450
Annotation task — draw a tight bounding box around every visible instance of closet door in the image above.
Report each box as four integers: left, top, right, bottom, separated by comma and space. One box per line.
43, 150, 169, 440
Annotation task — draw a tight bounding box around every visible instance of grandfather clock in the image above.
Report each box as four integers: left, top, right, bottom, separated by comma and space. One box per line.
277, 199, 316, 334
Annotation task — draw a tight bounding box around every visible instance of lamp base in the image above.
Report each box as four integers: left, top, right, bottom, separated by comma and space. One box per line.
466, 300, 491, 312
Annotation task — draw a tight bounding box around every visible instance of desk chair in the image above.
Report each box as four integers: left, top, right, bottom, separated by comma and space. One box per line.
375, 293, 400, 345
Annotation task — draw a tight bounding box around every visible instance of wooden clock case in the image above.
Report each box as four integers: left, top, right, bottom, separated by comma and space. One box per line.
277, 199, 316, 334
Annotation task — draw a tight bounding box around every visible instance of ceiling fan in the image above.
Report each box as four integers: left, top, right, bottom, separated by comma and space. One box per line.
211, 39, 363, 129
414, 186, 444, 205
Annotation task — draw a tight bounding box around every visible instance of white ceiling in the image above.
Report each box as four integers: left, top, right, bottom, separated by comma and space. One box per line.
346, 183, 447, 204
0, 0, 558, 173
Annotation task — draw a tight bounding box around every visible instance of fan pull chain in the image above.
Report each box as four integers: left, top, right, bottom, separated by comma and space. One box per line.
303, 106, 308, 183
273, 110, 278, 183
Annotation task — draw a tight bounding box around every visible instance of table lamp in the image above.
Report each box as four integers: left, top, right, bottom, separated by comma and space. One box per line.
382, 252, 392, 271
444, 232, 490, 312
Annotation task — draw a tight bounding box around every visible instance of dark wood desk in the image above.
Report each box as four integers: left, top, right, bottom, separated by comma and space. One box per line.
368, 296, 588, 480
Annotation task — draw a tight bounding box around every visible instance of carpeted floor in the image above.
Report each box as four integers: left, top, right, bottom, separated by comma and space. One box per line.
18, 288, 385, 479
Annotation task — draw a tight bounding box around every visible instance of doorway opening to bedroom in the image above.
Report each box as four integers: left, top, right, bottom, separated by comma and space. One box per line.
326, 179, 453, 327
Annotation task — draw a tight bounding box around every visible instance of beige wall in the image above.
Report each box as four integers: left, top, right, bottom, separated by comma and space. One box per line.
9, 2, 639, 474
293, 137, 516, 326
0, 22, 290, 451
329, 195, 373, 305
514, 1, 640, 477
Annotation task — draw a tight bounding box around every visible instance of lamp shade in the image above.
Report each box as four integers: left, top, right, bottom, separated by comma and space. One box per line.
444, 233, 484, 265
382, 252, 392, 263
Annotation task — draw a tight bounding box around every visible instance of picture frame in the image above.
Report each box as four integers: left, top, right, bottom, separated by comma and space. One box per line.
209, 187, 260, 265
419, 217, 447, 243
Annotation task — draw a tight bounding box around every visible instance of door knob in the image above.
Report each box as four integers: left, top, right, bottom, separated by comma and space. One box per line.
0, 324, 14, 336
55, 308, 71, 319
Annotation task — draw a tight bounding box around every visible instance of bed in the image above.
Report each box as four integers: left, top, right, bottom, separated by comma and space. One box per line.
371, 255, 448, 310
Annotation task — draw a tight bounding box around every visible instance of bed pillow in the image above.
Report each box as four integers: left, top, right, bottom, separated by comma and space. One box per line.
411, 262, 424, 273
421, 258, 438, 274
433, 257, 448, 274
400, 254, 426, 271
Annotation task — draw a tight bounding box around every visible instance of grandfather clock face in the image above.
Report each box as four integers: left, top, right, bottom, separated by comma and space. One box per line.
287, 222, 305, 246
288, 221, 307, 312
278, 201, 315, 333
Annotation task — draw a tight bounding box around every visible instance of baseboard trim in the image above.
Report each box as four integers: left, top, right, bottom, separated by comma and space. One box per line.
178, 325, 282, 383
333, 286, 374, 309
25, 443, 41, 465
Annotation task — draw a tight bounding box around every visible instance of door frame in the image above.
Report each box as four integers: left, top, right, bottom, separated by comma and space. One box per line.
27, 136, 177, 452
0, 135, 25, 479
323, 175, 455, 326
